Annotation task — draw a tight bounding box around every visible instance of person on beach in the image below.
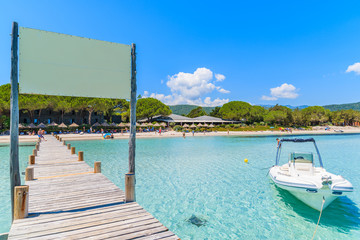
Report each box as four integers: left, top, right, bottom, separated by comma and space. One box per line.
227, 129, 229, 135
41, 129, 47, 141
159, 127, 162, 135
101, 128, 104, 136
182, 131, 186, 138
192, 130, 194, 136
37, 129, 42, 141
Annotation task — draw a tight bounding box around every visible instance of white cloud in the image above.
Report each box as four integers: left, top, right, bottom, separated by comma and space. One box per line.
215, 73, 226, 82
216, 86, 230, 94
261, 95, 278, 101
144, 67, 230, 106
346, 62, 360, 74
261, 83, 299, 101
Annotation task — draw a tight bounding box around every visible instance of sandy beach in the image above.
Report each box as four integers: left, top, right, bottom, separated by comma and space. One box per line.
0, 127, 360, 144
1, 126, 358, 143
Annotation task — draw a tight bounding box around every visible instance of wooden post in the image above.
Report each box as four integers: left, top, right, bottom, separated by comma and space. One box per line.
71, 147, 75, 155
94, 161, 101, 173
10, 21, 20, 221
13, 186, 29, 220
67, 143, 71, 150
25, 167, 34, 181
78, 151, 83, 161
63, 141, 66, 146
125, 173, 135, 202
35, 143, 39, 151
29, 155, 35, 165
59, 137, 62, 142
32, 149, 37, 157
126, 43, 137, 201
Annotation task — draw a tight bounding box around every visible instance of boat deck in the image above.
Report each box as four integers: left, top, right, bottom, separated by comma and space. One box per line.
8, 136, 179, 239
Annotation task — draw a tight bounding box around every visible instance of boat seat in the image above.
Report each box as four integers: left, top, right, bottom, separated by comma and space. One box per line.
280, 165, 289, 171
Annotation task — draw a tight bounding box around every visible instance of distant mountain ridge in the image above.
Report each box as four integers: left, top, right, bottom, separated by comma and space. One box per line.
258, 105, 309, 110
323, 102, 360, 111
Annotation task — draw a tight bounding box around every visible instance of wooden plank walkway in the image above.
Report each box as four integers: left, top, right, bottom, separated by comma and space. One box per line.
8, 136, 179, 240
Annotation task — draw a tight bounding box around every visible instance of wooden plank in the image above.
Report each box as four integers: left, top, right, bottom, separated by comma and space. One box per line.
8, 136, 179, 239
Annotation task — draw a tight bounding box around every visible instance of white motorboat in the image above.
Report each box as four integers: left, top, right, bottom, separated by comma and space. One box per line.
269, 138, 353, 211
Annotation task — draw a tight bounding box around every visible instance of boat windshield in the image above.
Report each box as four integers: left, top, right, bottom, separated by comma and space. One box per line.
290, 152, 313, 164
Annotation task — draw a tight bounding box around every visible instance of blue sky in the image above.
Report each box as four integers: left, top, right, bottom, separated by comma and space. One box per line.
1, 1, 360, 106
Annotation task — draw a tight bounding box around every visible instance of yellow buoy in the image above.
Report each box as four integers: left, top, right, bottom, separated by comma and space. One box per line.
244, 158, 248, 163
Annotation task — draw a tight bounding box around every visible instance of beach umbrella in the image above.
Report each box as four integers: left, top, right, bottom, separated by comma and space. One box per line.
37, 123, 47, 128
197, 123, 203, 127
190, 124, 196, 128
69, 122, 79, 128
140, 123, 148, 127
183, 123, 190, 128
58, 123, 68, 128
208, 124, 215, 128
203, 123, 209, 127
48, 121, 58, 127
118, 122, 126, 127
110, 122, 117, 127
153, 123, 160, 127
27, 123, 37, 128
160, 122, 166, 127
101, 122, 110, 127
18, 123, 25, 128
92, 122, 101, 127
136, 122, 141, 127
147, 122, 153, 126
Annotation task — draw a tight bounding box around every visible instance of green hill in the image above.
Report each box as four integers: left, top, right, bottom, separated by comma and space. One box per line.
323, 102, 360, 111
169, 105, 216, 116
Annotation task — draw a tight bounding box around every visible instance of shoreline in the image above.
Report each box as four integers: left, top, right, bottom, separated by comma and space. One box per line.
0, 126, 359, 143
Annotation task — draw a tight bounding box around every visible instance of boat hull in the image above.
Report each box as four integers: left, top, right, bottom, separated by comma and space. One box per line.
274, 182, 338, 211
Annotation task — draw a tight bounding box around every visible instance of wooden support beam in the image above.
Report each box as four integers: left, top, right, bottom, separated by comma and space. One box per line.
125, 173, 135, 202
35, 143, 39, 151
63, 141, 66, 146
10, 21, 20, 221
71, 147, 75, 155
29, 155, 35, 165
126, 43, 137, 202
32, 149, 37, 157
25, 167, 34, 181
78, 151, 84, 161
94, 161, 101, 173
67, 143, 71, 150
14, 185, 29, 220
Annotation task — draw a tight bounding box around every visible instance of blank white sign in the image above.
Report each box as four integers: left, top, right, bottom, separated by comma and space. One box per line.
19, 27, 131, 99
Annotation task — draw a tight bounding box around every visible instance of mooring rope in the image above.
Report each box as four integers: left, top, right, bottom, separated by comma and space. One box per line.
311, 197, 325, 240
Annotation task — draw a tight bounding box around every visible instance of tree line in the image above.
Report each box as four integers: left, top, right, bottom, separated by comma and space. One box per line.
0, 84, 171, 129
1, 83, 359, 128
190, 101, 360, 126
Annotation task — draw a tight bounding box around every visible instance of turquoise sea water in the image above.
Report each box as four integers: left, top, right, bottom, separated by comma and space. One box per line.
1, 135, 360, 239
0, 144, 34, 234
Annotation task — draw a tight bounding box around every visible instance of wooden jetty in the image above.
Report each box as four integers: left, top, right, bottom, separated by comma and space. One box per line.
8, 136, 179, 239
